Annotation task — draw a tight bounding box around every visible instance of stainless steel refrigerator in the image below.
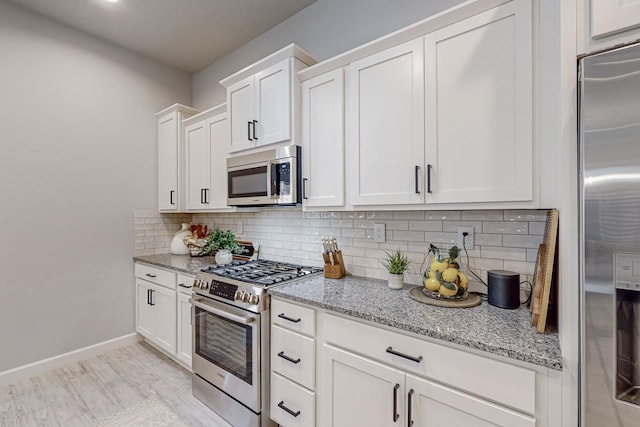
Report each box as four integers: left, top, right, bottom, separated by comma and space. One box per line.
580, 42, 640, 426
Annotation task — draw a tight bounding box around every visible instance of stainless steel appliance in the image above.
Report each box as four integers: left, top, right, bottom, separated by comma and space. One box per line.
227, 146, 302, 206
580, 42, 640, 425
191, 260, 322, 427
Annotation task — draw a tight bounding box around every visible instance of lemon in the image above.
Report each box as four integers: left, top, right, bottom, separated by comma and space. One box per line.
458, 272, 469, 289
439, 282, 459, 297
442, 267, 459, 283
431, 260, 449, 273
424, 277, 440, 292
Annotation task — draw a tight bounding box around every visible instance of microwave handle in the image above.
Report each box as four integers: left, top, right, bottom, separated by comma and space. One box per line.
270, 160, 279, 199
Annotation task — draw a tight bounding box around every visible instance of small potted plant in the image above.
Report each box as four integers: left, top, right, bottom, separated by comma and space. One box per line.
381, 250, 411, 289
205, 229, 241, 265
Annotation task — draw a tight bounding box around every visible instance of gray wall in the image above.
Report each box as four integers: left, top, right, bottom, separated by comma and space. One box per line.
0, 0, 191, 372
192, 0, 465, 108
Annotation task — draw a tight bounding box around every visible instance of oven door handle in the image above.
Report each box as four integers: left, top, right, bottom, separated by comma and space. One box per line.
190, 298, 256, 325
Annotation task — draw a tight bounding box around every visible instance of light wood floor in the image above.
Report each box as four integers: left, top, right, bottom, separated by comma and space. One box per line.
0, 341, 231, 426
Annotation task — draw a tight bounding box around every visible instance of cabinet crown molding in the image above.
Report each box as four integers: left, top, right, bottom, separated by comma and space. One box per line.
182, 103, 227, 127
155, 103, 200, 118
219, 43, 317, 88
298, 0, 513, 81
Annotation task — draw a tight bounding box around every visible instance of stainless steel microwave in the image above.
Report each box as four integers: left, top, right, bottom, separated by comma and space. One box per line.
227, 146, 301, 206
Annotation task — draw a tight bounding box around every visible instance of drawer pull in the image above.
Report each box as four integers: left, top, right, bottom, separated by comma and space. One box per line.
277, 351, 301, 364
386, 347, 423, 363
278, 313, 301, 323
393, 383, 400, 422
178, 283, 192, 289
407, 389, 414, 427
277, 401, 300, 418
145, 273, 157, 278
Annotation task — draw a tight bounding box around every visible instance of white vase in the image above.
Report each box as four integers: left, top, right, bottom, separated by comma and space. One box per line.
215, 249, 233, 265
388, 273, 405, 290
170, 223, 191, 255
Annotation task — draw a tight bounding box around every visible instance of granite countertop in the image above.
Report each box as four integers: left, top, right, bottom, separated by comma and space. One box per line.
133, 254, 216, 275
269, 275, 562, 371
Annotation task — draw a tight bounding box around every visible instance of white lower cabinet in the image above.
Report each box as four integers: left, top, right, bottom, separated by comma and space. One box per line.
321, 344, 406, 426
176, 273, 194, 369
135, 262, 190, 366
135, 278, 176, 356
406, 374, 535, 427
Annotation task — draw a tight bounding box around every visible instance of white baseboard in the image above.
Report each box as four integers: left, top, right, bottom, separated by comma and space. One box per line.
0, 333, 141, 389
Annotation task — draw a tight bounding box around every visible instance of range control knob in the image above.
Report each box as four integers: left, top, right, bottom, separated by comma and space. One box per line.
249, 294, 259, 305
242, 292, 251, 303
234, 290, 243, 301
202, 281, 209, 290
194, 279, 201, 288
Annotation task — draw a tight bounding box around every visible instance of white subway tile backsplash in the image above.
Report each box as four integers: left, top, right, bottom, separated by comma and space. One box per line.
503, 234, 544, 249
133, 209, 552, 288
504, 210, 548, 222
481, 246, 527, 261
483, 222, 529, 234
425, 211, 461, 221
461, 210, 504, 221
409, 220, 442, 231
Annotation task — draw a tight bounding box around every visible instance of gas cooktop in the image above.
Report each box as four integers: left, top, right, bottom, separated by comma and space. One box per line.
200, 259, 323, 287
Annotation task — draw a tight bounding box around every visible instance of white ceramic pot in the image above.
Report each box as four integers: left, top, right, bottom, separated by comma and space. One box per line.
170, 223, 191, 255
215, 249, 233, 265
387, 273, 405, 290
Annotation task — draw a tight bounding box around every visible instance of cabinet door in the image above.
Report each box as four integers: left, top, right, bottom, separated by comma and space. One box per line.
591, 0, 640, 39
176, 292, 192, 368
208, 114, 230, 209
228, 76, 255, 153
184, 121, 211, 210
152, 284, 177, 356
349, 38, 425, 205
301, 68, 345, 208
136, 279, 154, 339
158, 113, 178, 211
424, 0, 532, 204
255, 58, 291, 146
406, 374, 535, 427
321, 344, 405, 426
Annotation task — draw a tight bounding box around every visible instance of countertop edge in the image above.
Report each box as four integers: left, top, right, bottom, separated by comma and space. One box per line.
269, 290, 563, 371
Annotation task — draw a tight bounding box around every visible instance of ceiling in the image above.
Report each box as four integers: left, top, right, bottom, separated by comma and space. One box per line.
9, 0, 317, 74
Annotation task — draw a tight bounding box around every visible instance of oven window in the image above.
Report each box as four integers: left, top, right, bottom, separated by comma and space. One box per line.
194, 307, 253, 385
228, 166, 267, 198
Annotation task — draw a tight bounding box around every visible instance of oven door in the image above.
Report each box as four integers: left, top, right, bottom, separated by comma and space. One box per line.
191, 296, 261, 411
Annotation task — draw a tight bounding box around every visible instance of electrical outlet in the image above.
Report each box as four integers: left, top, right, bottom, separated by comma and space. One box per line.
457, 226, 474, 250
373, 223, 386, 243
237, 220, 243, 235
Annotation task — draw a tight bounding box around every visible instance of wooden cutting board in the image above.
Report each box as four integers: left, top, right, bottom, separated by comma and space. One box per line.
532, 209, 559, 333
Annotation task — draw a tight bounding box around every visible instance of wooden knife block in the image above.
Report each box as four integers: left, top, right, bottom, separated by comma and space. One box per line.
323, 250, 346, 279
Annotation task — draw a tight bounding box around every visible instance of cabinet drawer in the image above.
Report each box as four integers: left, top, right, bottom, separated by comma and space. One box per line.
271, 372, 315, 427
271, 325, 315, 390
271, 298, 315, 336
134, 263, 176, 290
322, 313, 535, 415
177, 273, 194, 294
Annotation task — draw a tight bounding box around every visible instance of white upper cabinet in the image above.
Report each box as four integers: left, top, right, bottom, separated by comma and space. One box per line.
183, 104, 230, 211
348, 38, 425, 206
301, 68, 345, 208
221, 44, 316, 154
227, 60, 290, 152
156, 104, 199, 212
580, 0, 640, 54
424, 0, 533, 204
591, 0, 640, 39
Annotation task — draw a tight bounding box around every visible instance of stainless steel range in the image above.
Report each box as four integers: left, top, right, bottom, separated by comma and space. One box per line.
190, 260, 322, 427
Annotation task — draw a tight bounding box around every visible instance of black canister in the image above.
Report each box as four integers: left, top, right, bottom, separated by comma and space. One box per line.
487, 270, 520, 309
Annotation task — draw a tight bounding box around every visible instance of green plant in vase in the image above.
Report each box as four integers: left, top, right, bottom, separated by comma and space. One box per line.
381, 249, 411, 289
205, 229, 241, 265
